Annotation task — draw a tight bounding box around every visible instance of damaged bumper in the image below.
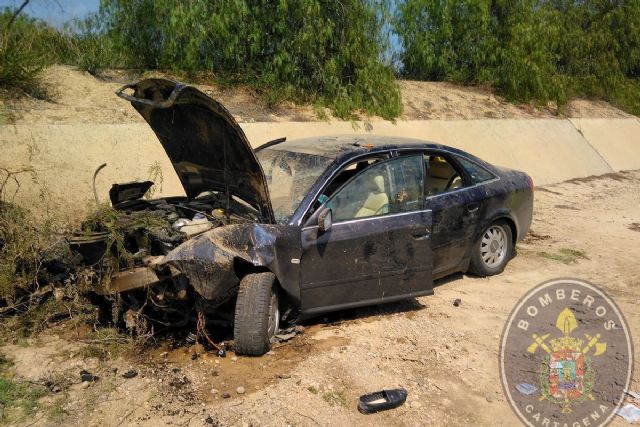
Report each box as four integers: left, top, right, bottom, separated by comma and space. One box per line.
74, 221, 285, 313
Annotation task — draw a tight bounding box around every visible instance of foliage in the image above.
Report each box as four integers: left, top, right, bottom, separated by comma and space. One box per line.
64, 12, 122, 76
0, 167, 46, 302
1, 1, 401, 118
80, 204, 171, 270
0, 9, 70, 98
395, 0, 640, 114
145, 162, 164, 200
0, 167, 94, 338
0, 354, 46, 422
0, 376, 46, 422
4, 1, 640, 116
94, 0, 401, 118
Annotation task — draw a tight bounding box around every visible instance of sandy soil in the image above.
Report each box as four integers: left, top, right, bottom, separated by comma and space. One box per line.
1, 65, 633, 125
1, 170, 638, 427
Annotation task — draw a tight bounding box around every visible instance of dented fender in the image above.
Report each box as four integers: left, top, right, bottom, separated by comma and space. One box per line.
157, 223, 302, 305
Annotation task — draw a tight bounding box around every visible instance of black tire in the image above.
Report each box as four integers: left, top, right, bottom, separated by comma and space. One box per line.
468, 220, 513, 277
233, 272, 279, 356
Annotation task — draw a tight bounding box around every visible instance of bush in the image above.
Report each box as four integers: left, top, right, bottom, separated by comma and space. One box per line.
0, 9, 62, 98
3, 1, 640, 119
0, 167, 98, 339
0, 167, 43, 302
1, 1, 401, 118
395, 0, 640, 114
64, 13, 122, 76
97, 0, 401, 119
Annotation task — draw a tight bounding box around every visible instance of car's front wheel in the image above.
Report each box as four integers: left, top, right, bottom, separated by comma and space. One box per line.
233, 272, 279, 356
468, 221, 513, 276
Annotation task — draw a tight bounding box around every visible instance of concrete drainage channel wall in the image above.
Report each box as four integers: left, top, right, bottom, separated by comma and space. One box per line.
1, 118, 639, 221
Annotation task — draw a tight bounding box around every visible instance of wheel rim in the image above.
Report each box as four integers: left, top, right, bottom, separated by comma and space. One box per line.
480, 225, 508, 268
267, 290, 279, 338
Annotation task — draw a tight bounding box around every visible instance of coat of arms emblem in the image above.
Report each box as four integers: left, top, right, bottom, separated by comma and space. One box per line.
527, 307, 606, 414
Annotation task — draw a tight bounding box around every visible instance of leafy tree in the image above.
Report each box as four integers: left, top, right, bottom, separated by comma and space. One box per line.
98, 0, 401, 118
395, 0, 640, 114
396, 0, 494, 83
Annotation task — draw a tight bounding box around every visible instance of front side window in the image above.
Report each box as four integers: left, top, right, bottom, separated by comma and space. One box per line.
326, 156, 424, 222
455, 156, 496, 184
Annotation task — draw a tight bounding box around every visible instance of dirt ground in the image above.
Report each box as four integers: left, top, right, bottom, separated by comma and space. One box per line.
1, 65, 633, 125
1, 169, 638, 427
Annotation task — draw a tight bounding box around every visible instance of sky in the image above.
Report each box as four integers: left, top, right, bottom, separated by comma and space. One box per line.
0, 0, 100, 28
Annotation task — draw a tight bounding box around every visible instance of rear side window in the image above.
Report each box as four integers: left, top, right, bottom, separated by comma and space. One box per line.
424, 154, 463, 196
455, 156, 495, 184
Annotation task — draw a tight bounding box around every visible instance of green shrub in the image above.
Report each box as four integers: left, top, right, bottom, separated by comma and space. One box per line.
64, 12, 122, 75
0, 179, 44, 302
395, 0, 640, 114
0, 9, 75, 98
0, 168, 75, 326
3, 1, 640, 120
97, 0, 401, 119
1, 10, 46, 97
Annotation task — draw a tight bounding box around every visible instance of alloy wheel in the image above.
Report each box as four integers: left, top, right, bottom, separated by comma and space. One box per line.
480, 224, 508, 268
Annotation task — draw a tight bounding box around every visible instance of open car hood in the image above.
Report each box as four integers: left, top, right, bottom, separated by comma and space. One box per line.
116, 79, 274, 223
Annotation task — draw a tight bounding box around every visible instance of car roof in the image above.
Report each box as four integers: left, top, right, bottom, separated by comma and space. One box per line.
266, 135, 461, 161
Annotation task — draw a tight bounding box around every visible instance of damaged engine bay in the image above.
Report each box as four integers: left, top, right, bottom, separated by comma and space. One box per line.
69, 181, 263, 333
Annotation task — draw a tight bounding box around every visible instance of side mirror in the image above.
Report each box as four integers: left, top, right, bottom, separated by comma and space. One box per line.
318, 208, 332, 232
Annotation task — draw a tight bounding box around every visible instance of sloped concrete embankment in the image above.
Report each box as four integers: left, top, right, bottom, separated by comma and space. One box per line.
1, 118, 639, 221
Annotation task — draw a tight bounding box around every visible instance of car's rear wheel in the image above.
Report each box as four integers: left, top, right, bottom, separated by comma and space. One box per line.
233, 272, 279, 356
468, 221, 513, 276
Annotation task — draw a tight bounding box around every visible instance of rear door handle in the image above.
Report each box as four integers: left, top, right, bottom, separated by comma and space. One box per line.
411, 226, 431, 239
465, 203, 480, 214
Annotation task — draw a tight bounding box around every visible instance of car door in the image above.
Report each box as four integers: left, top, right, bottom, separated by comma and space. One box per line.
299, 155, 433, 315
381, 153, 433, 299
424, 152, 491, 276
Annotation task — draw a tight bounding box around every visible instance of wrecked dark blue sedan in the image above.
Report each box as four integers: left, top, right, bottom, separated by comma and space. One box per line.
74, 79, 533, 355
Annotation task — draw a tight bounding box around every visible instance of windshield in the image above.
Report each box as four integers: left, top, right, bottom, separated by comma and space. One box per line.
256, 148, 333, 223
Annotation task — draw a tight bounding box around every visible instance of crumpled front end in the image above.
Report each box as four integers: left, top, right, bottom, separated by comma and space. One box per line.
68, 186, 277, 326
157, 223, 277, 307
71, 222, 283, 328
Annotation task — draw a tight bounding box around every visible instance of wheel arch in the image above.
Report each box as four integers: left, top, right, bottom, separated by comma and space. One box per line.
484, 208, 519, 245
494, 215, 518, 246
232, 257, 287, 296
233, 257, 271, 277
